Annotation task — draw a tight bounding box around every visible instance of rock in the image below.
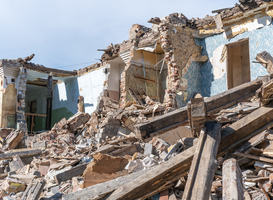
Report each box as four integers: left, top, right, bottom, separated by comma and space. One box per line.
83, 153, 128, 188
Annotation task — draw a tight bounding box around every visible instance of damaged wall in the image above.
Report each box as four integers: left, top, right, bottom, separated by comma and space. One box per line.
160, 24, 206, 108
124, 49, 165, 103
0, 84, 17, 128
200, 16, 272, 97
52, 67, 105, 126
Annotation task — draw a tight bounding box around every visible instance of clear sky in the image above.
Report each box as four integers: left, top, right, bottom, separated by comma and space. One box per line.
0, 0, 238, 71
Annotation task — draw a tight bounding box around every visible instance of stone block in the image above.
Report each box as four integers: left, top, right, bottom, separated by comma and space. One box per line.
31, 141, 46, 149
9, 155, 24, 172
68, 113, 90, 132
38, 165, 50, 176
51, 185, 60, 194
9, 161, 23, 171
144, 143, 153, 155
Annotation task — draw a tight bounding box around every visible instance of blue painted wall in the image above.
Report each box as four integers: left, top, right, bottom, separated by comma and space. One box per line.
177, 61, 202, 108
200, 24, 272, 97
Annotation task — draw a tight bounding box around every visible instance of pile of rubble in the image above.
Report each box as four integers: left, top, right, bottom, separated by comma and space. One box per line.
3, 76, 273, 199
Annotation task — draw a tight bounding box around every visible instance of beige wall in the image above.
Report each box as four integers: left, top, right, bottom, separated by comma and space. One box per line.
0, 84, 17, 128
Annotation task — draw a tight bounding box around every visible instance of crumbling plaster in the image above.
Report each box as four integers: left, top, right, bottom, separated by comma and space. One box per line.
159, 24, 206, 108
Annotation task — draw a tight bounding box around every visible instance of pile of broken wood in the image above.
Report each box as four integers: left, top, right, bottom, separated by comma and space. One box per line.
2, 76, 273, 199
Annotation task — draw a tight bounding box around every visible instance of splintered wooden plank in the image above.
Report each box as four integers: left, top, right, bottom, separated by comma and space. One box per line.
0, 148, 42, 160
236, 130, 269, 153
218, 106, 273, 157
222, 159, 244, 200
233, 152, 273, 164
54, 163, 87, 184
21, 178, 46, 200
128, 87, 144, 106
182, 122, 221, 200
134, 79, 263, 139
256, 51, 273, 74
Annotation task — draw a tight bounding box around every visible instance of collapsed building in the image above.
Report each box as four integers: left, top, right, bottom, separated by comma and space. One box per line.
2, 0, 273, 199
2, 0, 273, 135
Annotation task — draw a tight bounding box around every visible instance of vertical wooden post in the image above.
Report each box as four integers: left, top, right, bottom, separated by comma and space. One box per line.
182, 121, 221, 200
222, 158, 244, 200
77, 96, 84, 112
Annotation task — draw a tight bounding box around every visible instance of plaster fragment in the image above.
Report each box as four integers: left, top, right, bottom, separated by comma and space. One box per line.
210, 45, 226, 80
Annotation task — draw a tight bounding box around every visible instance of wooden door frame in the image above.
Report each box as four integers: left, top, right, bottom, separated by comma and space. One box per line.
226, 38, 250, 89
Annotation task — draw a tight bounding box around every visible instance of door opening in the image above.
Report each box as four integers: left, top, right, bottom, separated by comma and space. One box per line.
227, 38, 251, 89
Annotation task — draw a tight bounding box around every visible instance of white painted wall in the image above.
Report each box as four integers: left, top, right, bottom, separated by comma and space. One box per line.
77, 67, 105, 114
210, 44, 227, 80
52, 67, 106, 122
107, 63, 120, 92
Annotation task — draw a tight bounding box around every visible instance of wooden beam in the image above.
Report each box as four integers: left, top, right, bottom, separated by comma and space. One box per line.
222, 158, 244, 200
134, 79, 263, 139
25, 113, 47, 117
54, 163, 87, 184
218, 106, 273, 157
236, 130, 268, 153
24, 63, 77, 77
212, 7, 232, 14
182, 122, 221, 200
188, 97, 206, 137
0, 148, 42, 160
233, 152, 273, 164
134, 75, 155, 83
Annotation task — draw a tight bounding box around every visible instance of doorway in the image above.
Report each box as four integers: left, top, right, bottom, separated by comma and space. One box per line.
227, 38, 251, 89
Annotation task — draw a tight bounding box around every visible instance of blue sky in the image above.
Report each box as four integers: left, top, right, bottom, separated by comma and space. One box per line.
0, 0, 238, 71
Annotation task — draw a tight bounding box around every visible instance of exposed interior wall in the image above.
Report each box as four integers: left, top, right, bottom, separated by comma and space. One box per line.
106, 57, 125, 102
52, 79, 76, 126
124, 48, 165, 103
1, 84, 17, 128
200, 17, 272, 97
52, 67, 105, 126
25, 85, 47, 131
